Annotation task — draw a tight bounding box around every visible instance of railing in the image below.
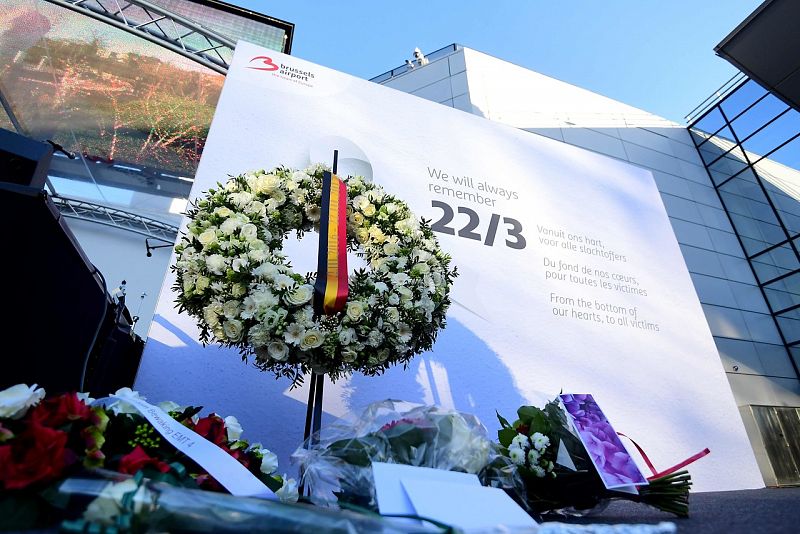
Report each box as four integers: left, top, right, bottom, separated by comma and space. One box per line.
370, 43, 462, 84
685, 71, 748, 124
51, 193, 179, 244
44, 0, 236, 74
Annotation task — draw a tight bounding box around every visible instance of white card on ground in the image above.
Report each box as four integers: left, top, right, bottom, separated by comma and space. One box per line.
401, 478, 538, 531
372, 462, 481, 516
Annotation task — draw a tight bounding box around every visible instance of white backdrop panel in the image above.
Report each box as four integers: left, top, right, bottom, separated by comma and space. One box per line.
135, 42, 763, 491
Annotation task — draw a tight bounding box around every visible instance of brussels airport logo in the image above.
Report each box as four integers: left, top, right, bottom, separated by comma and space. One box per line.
247, 56, 315, 87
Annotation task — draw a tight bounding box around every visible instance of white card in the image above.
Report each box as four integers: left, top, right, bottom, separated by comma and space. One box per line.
372, 462, 480, 516
401, 478, 538, 531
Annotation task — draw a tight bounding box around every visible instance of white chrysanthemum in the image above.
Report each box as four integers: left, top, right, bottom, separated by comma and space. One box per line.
531, 465, 546, 478
305, 205, 321, 222
284, 323, 305, 345
205, 254, 226, 275
527, 449, 540, 466
511, 434, 530, 450
273, 273, 294, 291
532, 432, 550, 451
509, 447, 525, 466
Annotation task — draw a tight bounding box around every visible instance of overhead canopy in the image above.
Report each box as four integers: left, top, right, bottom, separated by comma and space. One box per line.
715, 0, 800, 112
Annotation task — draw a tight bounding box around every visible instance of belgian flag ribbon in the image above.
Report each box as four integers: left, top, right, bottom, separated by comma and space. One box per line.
313, 171, 349, 315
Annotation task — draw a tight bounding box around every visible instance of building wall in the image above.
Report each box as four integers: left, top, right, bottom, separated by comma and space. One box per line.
381, 47, 800, 483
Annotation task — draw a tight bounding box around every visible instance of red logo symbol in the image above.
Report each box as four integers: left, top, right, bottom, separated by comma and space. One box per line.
248, 56, 279, 71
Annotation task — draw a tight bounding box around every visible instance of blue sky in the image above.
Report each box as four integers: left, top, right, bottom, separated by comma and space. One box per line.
239, 1, 761, 124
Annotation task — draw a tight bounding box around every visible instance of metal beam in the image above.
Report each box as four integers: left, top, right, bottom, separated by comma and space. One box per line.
44, 0, 236, 74
51, 193, 178, 244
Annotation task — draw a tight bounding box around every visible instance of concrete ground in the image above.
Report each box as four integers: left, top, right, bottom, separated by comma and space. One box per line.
560, 487, 800, 533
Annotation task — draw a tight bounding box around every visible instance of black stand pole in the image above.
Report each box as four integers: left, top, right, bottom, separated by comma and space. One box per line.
300, 151, 339, 496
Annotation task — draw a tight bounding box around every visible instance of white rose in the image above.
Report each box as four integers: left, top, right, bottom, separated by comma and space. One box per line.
276, 476, 299, 503
383, 241, 400, 255
195, 276, 210, 293
206, 254, 226, 275
204, 303, 222, 326
108, 387, 145, 415
300, 329, 325, 349
246, 200, 266, 216
198, 228, 218, 247
223, 300, 241, 319
229, 191, 253, 208
386, 307, 400, 324
387, 293, 400, 306
224, 415, 243, 441
260, 449, 279, 474
268, 341, 289, 361
284, 284, 313, 306
255, 174, 280, 195
214, 206, 233, 218
223, 319, 243, 341
363, 204, 376, 217
0, 383, 45, 419
346, 301, 365, 321
240, 223, 259, 242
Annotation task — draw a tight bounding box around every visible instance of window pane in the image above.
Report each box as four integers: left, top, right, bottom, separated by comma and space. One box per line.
720, 79, 768, 120
755, 133, 800, 172
708, 145, 751, 178
698, 126, 738, 164
691, 107, 727, 140
752, 243, 799, 283
741, 108, 800, 159
730, 94, 791, 140
765, 272, 800, 313
777, 309, 800, 344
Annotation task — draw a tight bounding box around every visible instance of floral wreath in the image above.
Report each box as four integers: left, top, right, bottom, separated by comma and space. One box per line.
173, 164, 457, 385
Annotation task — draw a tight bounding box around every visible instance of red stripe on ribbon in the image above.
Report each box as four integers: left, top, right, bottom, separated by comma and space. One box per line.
332, 177, 349, 311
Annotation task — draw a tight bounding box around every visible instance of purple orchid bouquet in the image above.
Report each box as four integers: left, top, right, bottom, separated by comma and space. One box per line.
497, 396, 693, 518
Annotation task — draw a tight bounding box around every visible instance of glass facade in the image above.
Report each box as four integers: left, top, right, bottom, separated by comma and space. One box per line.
0, 0, 291, 225
691, 79, 800, 373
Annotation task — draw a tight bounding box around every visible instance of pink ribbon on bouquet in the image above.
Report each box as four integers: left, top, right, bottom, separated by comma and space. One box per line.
617, 432, 711, 481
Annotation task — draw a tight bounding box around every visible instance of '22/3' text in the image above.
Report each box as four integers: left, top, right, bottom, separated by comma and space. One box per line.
429, 200, 526, 249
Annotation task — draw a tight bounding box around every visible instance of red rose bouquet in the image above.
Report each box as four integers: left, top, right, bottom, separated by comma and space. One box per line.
0, 383, 294, 530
